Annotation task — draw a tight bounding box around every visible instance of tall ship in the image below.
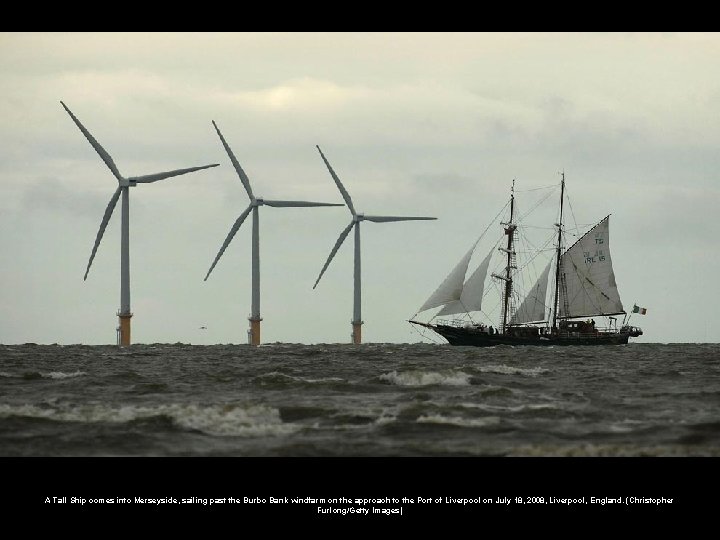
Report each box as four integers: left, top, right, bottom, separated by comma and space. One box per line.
409, 173, 645, 346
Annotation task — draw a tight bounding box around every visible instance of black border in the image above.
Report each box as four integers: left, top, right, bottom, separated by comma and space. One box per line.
4, 456, 714, 527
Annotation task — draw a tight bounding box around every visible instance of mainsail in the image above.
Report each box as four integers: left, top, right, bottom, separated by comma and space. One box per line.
417, 245, 475, 312
557, 216, 624, 319
510, 259, 552, 324
436, 247, 494, 316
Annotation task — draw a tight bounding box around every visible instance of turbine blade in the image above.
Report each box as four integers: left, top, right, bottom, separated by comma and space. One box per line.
212, 121, 254, 200
362, 215, 437, 223
262, 200, 344, 208
84, 187, 122, 280
129, 163, 219, 184
316, 146, 355, 215
204, 204, 253, 281
61, 101, 123, 182
313, 220, 355, 289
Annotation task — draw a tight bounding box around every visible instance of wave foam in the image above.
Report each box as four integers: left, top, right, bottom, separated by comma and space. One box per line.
379, 370, 471, 386
0, 371, 87, 379
45, 371, 87, 379
459, 402, 560, 413
0, 402, 295, 437
417, 414, 501, 428
256, 372, 345, 385
477, 365, 549, 377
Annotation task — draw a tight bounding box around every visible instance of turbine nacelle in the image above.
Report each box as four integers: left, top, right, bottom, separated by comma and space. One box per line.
353, 213, 364, 223
119, 178, 138, 188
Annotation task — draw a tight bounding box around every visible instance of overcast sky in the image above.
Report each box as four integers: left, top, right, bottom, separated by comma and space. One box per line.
1, 32, 718, 345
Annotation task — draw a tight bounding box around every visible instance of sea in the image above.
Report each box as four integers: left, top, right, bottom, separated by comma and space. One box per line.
2, 342, 718, 520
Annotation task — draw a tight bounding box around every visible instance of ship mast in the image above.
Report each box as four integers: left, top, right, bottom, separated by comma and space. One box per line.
499, 180, 516, 334
552, 171, 566, 332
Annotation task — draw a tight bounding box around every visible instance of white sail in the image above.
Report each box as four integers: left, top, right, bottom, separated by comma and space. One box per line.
417, 246, 475, 312
510, 259, 552, 324
558, 216, 624, 319
436, 247, 493, 316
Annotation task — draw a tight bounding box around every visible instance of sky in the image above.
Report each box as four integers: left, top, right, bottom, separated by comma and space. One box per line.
1, 32, 718, 345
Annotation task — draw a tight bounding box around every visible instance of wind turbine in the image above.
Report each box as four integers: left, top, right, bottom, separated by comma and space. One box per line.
204, 121, 343, 346
61, 101, 219, 347
313, 145, 437, 344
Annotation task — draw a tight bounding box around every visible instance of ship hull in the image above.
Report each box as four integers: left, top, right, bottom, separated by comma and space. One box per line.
410, 321, 631, 347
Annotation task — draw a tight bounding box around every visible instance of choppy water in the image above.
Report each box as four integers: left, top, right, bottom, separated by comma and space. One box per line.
2, 342, 719, 457
4, 342, 718, 522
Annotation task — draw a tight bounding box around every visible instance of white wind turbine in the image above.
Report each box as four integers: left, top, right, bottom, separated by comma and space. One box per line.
313, 146, 437, 344
61, 101, 219, 346
204, 122, 343, 345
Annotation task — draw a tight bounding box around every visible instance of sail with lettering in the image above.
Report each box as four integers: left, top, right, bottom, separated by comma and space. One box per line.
557, 216, 624, 319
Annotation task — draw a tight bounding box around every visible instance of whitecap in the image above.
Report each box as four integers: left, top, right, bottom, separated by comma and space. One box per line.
379, 370, 471, 386
416, 414, 501, 428
0, 402, 297, 437
477, 365, 549, 377
44, 371, 87, 379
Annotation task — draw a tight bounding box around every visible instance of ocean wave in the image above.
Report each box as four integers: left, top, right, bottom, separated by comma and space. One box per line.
374, 412, 398, 425
416, 414, 501, 428
45, 371, 87, 379
379, 370, 472, 386
476, 384, 515, 396
460, 402, 561, 413
0, 403, 296, 437
173, 404, 296, 436
255, 371, 346, 386
476, 365, 549, 377
606, 419, 647, 433
0, 370, 86, 379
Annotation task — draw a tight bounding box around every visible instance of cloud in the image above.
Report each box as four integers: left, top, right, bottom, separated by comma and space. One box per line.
2, 33, 720, 344
20, 177, 112, 219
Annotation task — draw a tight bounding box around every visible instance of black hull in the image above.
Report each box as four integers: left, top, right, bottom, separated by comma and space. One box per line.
410, 321, 631, 347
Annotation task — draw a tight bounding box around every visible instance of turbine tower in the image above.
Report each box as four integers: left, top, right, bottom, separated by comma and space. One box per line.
61, 101, 219, 347
204, 122, 343, 346
313, 145, 437, 344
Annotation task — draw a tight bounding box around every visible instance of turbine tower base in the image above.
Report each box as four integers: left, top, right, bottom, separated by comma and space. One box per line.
118, 312, 132, 347
352, 321, 363, 345
249, 317, 262, 346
